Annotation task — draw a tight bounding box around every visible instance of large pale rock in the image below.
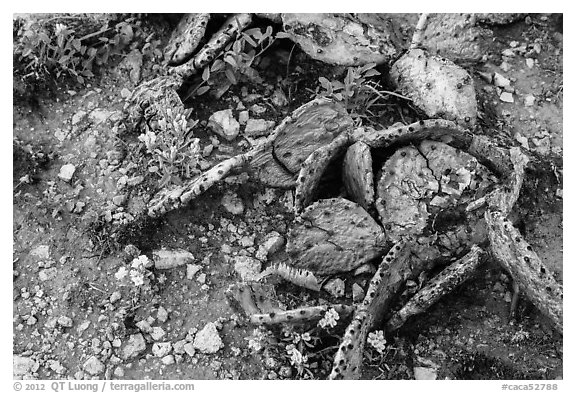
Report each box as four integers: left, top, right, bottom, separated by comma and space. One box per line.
233, 256, 262, 281
83, 356, 105, 376
13, 355, 38, 378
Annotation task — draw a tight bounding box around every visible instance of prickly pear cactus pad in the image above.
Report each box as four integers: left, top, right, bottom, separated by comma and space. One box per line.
390, 48, 478, 127
282, 13, 405, 66
419, 14, 493, 64
342, 141, 375, 211
376, 140, 494, 242
273, 99, 353, 173
286, 198, 387, 276
164, 13, 210, 66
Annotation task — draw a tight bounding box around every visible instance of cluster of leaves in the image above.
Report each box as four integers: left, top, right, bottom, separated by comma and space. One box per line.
189, 25, 281, 99
13, 14, 162, 86
137, 104, 202, 188
315, 63, 405, 123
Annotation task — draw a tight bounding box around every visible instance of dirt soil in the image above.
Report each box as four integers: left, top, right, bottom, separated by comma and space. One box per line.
13, 14, 562, 380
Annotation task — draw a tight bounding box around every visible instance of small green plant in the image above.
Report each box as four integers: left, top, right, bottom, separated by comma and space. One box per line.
189, 25, 277, 98
137, 104, 202, 188
314, 63, 409, 123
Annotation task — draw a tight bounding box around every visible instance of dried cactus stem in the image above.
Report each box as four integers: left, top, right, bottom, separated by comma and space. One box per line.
251, 304, 354, 326
172, 13, 253, 79
410, 13, 430, 49
485, 211, 563, 334
386, 245, 484, 332
329, 241, 412, 379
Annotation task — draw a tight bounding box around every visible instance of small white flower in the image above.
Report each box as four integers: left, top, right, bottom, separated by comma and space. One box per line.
138, 131, 157, 152
129, 270, 144, 286
131, 254, 151, 270
367, 330, 387, 354
318, 308, 339, 329
54, 23, 67, 36
115, 267, 128, 280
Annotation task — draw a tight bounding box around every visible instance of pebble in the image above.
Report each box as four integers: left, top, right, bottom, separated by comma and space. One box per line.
323, 278, 345, 298
150, 327, 166, 341
493, 73, 511, 89
153, 249, 195, 269
238, 110, 249, 125
161, 355, 175, 365
121, 333, 147, 360
30, 245, 50, 260
152, 342, 172, 357
113, 366, 125, 377
526, 58, 535, 69
233, 256, 262, 281
183, 342, 196, 357
524, 94, 536, 107
83, 356, 105, 376
255, 232, 285, 260
271, 88, 288, 107
112, 195, 127, 206
499, 91, 514, 103
126, 175, 144, 186
279, 365, 292, 378
221, 192, 244, 215
208, 109, 240, 141
250, 104, 266, 115
196, 273, 207, 284
186, 264, 202, 280
500, 62, 512, 72
352, 283, 365, 302
13, 355, 38, 378
157, 306, 169, 323
244, 119, 275, 137
193, 322, 224, 354
57, 316, 73, 328
58, 164, 76, 182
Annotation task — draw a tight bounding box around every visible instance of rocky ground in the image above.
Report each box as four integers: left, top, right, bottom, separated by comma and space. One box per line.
12, 14, 562, 380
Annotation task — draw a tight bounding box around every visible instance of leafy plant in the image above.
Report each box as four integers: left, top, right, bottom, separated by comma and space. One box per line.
315, 63, 409, 123
137, 104, 202, 188
13, 14, 159, 86
189, 25, 277, 99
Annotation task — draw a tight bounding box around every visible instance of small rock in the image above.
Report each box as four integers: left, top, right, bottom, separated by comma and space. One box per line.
57, 316, 73, 328
157, 306, 169, 323
113, 366, 125, 377
126, 175, 144, 186
120, 88, 132, 99
121, 333, 147, 360
233, 256, 262, 281
208, 109, 240, 141
89, 108, 113, 124
271, 88, 288, 107
77, 320, 90, 334
279, 365, 292, 378
39, 267, 57, 281
152, 342, 172, 357
221, 192, 244, 215
414, 366, 437, 380
186, 264, 202, 280
173, 340, 187, 355
83, 356, 105, 376
244, 119, 275, 137
500, 61, 512, 72
161, 355, 175, 365
112, 195, 127, 206
499, 91, 514, 103
183, 342, 196, 357
502, 48, 515, 57
193, 322, 224, 354
354, 263, 377, 276
150, 326, 166, 341
323, 278, 345, 298
352, 283, 365, 302
255, 232, 285, 260
493, 73, 511, 88
13, 355, 38, 378
238, 110, 249, 125
58, 164, 76, 182
524, 94, 536, 107
30, 245, 50, 260
153, 249, 194, 269
250, 104, 267, 115
526, 58, 535, 69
